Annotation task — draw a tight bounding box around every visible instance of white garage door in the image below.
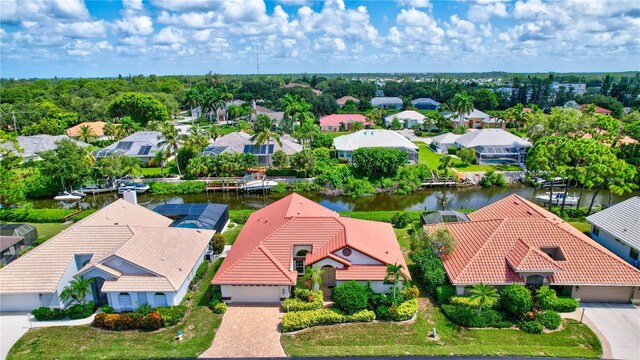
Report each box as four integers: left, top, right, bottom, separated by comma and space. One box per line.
231, 286, 280, 303
579, 286, 633, 303
0, 294, 41, 312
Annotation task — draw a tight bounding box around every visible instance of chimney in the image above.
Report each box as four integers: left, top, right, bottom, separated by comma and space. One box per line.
123, 190, 137, 205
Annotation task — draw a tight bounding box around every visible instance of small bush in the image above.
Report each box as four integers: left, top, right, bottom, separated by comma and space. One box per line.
332, 281, 368, 314
93, 310, 162, 331
32, 307, 68, 321
212, 302, 227, 314
436, 285, 456, 304
210, 233, 226, 254
520, 320, 544, 333
537, 310, 562, 330
66, 302, 96, 320
390, 212, 411, 228
140, 311, 163, 331
480, 170, 508, 187
101, 305, 114, 314
447, 147, 458, 155
553, 297, 579, 312
388, 299, 418, 321
192, 261, 209, 284
282, 290, 323, 312
535, 286, 558, 310
155, 305, 187, 327
136, 304, 152, 317
450, 295, 499, 309
281, 308, 375, 332
500, 284, 533, 317
401, 285, 420, 300
441, 304, 512, 328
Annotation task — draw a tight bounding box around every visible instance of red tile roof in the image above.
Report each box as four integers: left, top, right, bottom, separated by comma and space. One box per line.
319, 114, 373, 129
428, 194, 640, 286
579, 104, 612, 115
336, 96, 360, 105
213, 193, 410, 285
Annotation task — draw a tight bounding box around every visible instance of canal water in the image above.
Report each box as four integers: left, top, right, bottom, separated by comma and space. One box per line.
30, 186, 640, 213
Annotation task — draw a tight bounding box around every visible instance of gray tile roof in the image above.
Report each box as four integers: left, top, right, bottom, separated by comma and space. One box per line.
93, 131, 165, 159
412, 98, 441, 106
371, 97, 403, 106
1, 135, 89, 160
203, 132, 302, 156
334, 130, 418, 151
454, 129, 531, 148
586, 197, 640, 249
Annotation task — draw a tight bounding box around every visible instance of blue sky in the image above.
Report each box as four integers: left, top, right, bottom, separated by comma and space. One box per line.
1, 0, 639, 78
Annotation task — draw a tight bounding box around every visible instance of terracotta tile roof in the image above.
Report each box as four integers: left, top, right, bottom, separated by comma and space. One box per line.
0, 199, 212, 294
336, 265, 389, 281
336, 96, 359, 105
213, 193, 410, 285
430, 194, 640, 286
101, 275, 175, 292
319, 114, 372, 128
579, 104, 612, 115
66, 121, 109, 137
505, 239, 564, 272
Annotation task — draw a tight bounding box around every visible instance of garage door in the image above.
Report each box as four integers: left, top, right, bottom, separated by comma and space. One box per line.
579, 286, 633, 303
0, 294, 41, 312
231, 286, 280, 303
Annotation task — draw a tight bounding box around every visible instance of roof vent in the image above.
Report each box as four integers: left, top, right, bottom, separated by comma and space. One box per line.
179, 267, 182, 271
161, 258, 165, 261
526, 210, 533, 215
196, 230, 201, 233
114, 223, 118, 225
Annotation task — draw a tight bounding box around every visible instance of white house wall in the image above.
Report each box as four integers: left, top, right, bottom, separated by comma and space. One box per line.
174, 248, 208, 306
590, 226, 639, 266
312, 258, 344, 269
54, 259, 83, 308
106, 290, 177, 312
332, 248, 381, 265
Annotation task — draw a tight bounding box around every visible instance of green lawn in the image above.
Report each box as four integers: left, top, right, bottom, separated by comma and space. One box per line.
140, 166, 178, 177
569, 221, 591, 235
223, 224, 243, 245
8, 260, 223, 360
5, 222, 71, 243
280, 297, 601, 358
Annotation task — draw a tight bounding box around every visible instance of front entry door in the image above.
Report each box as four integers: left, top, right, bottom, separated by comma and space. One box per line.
320, 266, 336, 287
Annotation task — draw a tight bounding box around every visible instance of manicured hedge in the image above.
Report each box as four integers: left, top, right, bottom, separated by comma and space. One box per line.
436, 285, 456, 304
192, 262, 209, 284
332, 281, 368, 314
149, 181, 205, 195
520, 320, 544, 333
282, 289, 323, 312
537, 310, 562, 330
0, 208, 75, 223
441, 305, 513, 328
388, 299, 418, 321
450, 295, 499, 309
553, 297, 579, 313
212, 302, 227, 314
500, 284, 533, 317
32, 302, 96, 321
93, 311, 162, 331
281, 308, 375, 332
155, 305, 187, 327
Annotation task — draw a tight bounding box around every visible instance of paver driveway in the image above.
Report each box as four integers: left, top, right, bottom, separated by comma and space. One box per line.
199, 305, 285, 358
581, 303, 640, 360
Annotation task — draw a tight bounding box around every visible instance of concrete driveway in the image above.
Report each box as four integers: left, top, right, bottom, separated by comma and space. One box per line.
0, 312, 31, 360
199, 304, 285, 358
581, 303, 640, 360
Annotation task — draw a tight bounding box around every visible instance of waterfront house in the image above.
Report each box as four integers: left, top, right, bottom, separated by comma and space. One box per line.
92, 131, 166, 163
319, 114, 372, 132
202, 131, 302, 166
412, 98, 441, 110
333, 130, 419, 164
212, 193, 410, 303
0, 224, 37, 266
586, 197, 640, 268
0, 198, 212, 312
430, 132, 463, 154
426, 194, 640, 303
432, 128, 531, 165
1, 135, 89, 162
371, 97, 403, 109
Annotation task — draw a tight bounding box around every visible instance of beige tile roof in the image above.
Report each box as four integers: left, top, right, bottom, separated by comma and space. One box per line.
0, 199, 212, 294
101, 275, 175, 292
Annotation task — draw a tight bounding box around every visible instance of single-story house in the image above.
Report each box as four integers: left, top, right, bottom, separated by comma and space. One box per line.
412, 98, 440, 110
333, 130, 419, 164
426, 194, 640, 303
455, 128, 531, 165
92, 131, 166, 163
371, 97, 403, 109
384, 110, 426, 129
579, 104, 612, 115
336, 96, 360, 107
153, 203, 230, 234
586, 197, 640, 268
319, 114, 373, 132
0, 198, 213, 312
202, 131, 302, 166
1, 135, 89, 162
430, 132, 464, 154
66, 121, 112, 140
444, 109, 501, 129
212, 193, 410, 303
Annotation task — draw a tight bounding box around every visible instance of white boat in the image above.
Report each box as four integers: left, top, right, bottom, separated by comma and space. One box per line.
243, 180, 279, 192
78, 183, 116, 195
118, 182, 150, 194
53, 191, 82, 201
70, 190, 86, 198
536, 192, 579, 206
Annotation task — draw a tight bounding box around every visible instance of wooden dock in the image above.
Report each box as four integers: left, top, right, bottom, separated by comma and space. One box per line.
422, 176, 458, 187
203, 177, 246, 192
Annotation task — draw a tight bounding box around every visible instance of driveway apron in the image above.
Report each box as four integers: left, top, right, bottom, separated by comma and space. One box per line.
581, 303, 640, 360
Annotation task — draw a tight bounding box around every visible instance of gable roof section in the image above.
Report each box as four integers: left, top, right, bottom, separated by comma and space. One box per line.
586, 197, 640, 249
66, 121, 109, 137
213, 193, 410, 285
2, 135, 89, 159
431, 194, 640, 286
333, 130, 418, 152
384, 110, 425, 122
432, 132, 462, 144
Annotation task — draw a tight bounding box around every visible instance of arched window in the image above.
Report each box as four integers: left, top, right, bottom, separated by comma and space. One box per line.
295, 249, 309, 257
118, 292, 132, 310
154, 292, 168, 306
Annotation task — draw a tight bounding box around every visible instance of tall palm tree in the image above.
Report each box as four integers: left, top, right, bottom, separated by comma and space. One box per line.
251, 114, 282, 168
184, 124, 210, 152
296, 117, 320, 148
235, 120, 253, 133
366, 108, 386, 127
158, 123, 186, 177
292, 100, 315, 132
207, 125, 221, 141
151, 150, 168, 178
468, 283, 499, 314
77, 125, 95, 143
184, 87, 202, 123
202, 88, 222, 123
302, 267, 324, 290
451, 92, 474, 127
60, 276, 95, 306
385, 262, 408, 299
507, 103, 528, 128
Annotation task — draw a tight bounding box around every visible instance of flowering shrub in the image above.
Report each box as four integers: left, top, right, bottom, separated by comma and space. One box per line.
93, 310, 162, 331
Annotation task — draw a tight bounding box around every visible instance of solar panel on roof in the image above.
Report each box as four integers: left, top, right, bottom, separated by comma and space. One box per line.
244, 144, 275, 155
202, 146, 226, 156
116, 141, 133, 150
138, 145, 152, 155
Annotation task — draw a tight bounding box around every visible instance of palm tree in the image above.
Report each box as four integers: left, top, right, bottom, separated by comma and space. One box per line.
60, 276, 95, 306
207, 125, 221, 141
251, 114, 282, 168
235, 120, 253, 133
184, 87, 202, 123
296, 117, 320, 148
535, 286, 558, 310
451, 92, 474, 127
468, 283, 499, 314
77, 125, 95, 143
158, 123, 186, 177
121, 156, 142, 177
507, 103, 528, 128
385, 262, 408, 299
366, 108, 386, 126
184, 124, 210, 152
151, 150, 168, 178
202, 88, 222, 123
302, 267, 324, 290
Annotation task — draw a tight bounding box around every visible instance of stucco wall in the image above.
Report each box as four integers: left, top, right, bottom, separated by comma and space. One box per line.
590, 226, 638, 266
332, 247, 381, 265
